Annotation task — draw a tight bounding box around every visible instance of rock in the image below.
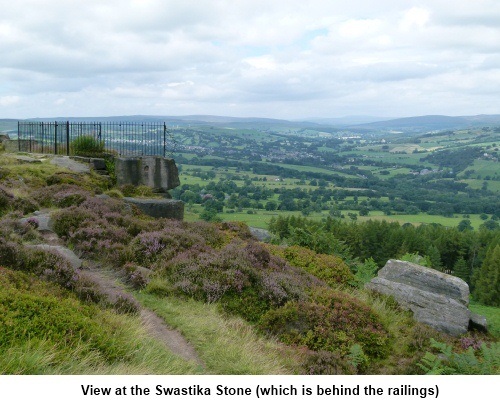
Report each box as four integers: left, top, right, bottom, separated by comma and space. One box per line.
115, 156, 180, 191
50, 156, 90, 173
366, 260, 472, 336
20, 211, 54, 232
14, 155, 42, 164
90, 158, 107, 171
469, 312, 488, 333
249, 227, 272, 242
123, 197, 184, 220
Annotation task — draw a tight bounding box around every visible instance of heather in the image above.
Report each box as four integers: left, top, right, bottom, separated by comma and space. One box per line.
48, 194, 395, 366
0, 152, 497, 375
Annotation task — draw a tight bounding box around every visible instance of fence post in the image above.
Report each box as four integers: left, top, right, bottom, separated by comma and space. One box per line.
66, 121, 70, 155
17, 122, 20, 152
163, 123, 167, 157
54, 121, 58, 155
41, 122, 44, 153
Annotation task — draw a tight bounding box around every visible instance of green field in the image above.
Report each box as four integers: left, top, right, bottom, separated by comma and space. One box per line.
184, 205, 490, 230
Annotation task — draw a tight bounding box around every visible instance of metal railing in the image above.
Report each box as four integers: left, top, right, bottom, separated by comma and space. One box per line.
17, 121, 175, 157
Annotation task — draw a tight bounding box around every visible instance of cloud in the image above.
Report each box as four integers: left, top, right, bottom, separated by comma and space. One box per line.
0, 96, 20, 107
1, 0, 500, 118
399, 7, 430, 31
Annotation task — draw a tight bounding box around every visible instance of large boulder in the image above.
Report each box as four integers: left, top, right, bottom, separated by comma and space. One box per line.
366, 260, 474, 336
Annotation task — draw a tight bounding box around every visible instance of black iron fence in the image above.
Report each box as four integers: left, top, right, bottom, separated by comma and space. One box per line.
17, 121, 175, 157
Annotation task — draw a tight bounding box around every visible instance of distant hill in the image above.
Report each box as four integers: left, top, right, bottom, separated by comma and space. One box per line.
303, 116, 395, 126
2, 114, 500, 134
347, 114, 500, 131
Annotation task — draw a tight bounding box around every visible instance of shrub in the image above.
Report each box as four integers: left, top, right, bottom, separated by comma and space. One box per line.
46, 172, 86, 186
129, 228, 205, 267
122, 263, 150, 289
0, 218, 40, 242
0, 239, 76, 289
219, 221, 254, 240
11, 197, 39, 214
0, 237, 20, 268
354, 258, 379, 287
185, 221, 228, 248
113, 294, 140, 314
70, 135, 105, 157
52, 206, 99, 238
23, 248, 77, 288
302, 350, 356, 375
159, 242, 254, 303
106, 189, 124, 199
0, 187, 14, 214
153, 240, 323, 322
119, 184, 137, 197
267, 245, 354, 286
259, 289, 392, 359
72, 272, 107, 304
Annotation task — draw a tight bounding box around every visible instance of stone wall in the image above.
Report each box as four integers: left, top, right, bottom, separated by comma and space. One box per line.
115, 156, 180, 192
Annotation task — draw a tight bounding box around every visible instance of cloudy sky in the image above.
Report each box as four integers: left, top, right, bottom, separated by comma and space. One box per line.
1, 0, 500, 119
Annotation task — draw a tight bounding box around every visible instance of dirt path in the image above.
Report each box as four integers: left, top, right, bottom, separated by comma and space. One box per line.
81, 265, 205, 368
32, 215, 205, 369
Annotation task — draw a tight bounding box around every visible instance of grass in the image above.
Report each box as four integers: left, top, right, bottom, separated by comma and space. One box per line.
469, 303, 500, 338
0, 268, 197, 375
136, 292, 304, 374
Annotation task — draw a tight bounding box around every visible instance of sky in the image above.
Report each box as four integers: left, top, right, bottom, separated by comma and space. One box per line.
1, 0, 500, 120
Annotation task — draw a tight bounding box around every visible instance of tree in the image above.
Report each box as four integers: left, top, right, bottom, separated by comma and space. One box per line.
265, 201, 277, 211
199, 208, 222, 223
480, 219, 499, 231
425, 244, 442, 270
473, 245, 500, 307
453, 257, 470, 284
359, 207, 369, 216
457, 219, 473, 232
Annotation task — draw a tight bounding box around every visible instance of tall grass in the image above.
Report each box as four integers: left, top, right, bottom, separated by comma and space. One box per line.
0, 268, 198, 375
70, 135, 105, 157
137, 292, 304, 374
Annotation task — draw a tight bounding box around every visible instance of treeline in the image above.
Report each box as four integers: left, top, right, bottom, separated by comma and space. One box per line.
420, 147, 483, 172
268, 215, 500, 306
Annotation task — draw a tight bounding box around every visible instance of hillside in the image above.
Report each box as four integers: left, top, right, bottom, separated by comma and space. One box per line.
0, 140, 499, 374
4, 113, 500, 133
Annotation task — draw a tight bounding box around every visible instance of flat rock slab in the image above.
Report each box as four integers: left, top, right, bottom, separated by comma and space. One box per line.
123, 197, 184, 220
50, 156, 90, 173
14, 155, 43, 164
